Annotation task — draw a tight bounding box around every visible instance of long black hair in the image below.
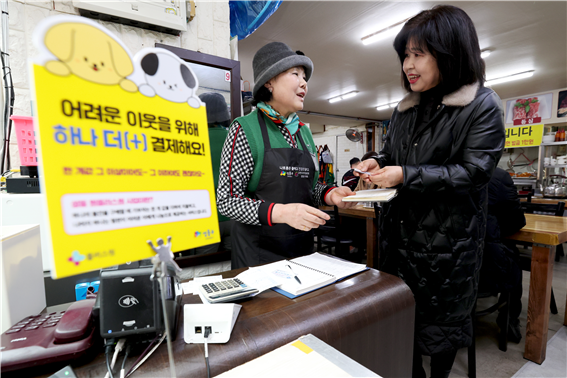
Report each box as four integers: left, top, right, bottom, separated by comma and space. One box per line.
393, 5, 485, 95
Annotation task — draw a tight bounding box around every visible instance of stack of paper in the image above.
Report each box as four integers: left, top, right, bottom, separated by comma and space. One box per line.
342, 188, 397, 202
259, 253, 368, 298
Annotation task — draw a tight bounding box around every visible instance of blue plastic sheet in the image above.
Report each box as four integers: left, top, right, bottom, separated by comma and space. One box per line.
229, 1, 283, 40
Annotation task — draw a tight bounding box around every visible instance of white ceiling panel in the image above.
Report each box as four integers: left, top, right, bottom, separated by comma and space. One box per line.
238, 1, 567, 127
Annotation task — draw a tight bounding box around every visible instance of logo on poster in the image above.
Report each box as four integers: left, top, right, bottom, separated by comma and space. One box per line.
68, 250, 86, 266
195, 229, 215, 238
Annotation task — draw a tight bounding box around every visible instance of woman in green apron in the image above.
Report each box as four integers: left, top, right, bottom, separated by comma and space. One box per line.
217, 42, 355, 269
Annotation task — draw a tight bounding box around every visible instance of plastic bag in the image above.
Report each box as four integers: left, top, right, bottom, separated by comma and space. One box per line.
321, 149, 333, 164
229, 1, 283, 40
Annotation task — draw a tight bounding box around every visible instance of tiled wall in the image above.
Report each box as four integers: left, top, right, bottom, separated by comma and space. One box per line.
4, 0, 232, 278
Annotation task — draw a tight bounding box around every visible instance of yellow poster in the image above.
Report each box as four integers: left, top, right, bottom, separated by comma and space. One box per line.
32, 16, 219, 278
505, 124, 544, 148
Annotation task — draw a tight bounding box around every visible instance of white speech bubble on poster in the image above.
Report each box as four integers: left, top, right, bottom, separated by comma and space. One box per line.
61, 190, 212, 235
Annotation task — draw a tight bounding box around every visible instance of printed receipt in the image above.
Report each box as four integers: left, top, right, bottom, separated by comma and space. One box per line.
235, 267, 280, 295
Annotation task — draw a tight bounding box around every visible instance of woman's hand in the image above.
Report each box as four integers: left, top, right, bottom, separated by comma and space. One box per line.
371, 166, 404, 188
353, 159, 381, 182
272, 203, 330, 231
326, 186, 356, 208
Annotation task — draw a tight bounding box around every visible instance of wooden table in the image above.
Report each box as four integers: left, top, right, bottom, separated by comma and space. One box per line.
520, 197, 567, 205
321, 205, 379, 269
507, 213, 567, 364
32, 268, 415, 378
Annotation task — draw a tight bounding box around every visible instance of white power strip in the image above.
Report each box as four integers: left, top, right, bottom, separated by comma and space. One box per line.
183, 304, 242, 344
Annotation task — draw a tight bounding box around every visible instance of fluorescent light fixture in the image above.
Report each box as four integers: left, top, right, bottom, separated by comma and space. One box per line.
361, 18, 408, 46
485, 70, 534, 86
328, 91, 359, 103
341, 92, 358, 100
376, 101, 400, 111
480, 49, 491, 59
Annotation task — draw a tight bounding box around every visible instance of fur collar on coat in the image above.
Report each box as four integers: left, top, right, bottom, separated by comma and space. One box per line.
397, 82, 481, 112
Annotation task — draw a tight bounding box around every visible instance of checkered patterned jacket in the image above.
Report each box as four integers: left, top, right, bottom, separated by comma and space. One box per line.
217, 110, 335, 226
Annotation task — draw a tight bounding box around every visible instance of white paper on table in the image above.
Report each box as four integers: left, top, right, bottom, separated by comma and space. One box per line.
181, 281, 195, 295
292, 253, 367, 280
216, 336, 353, 377
235, 267, 281, 296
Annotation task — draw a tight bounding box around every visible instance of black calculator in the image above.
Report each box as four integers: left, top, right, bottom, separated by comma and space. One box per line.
198, 278, 258, 303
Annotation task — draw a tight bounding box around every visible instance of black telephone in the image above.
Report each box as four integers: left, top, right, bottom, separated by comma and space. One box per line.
0, 298, 99, 373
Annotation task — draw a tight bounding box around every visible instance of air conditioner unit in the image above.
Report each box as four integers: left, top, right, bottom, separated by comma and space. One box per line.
73, 0, 187, 36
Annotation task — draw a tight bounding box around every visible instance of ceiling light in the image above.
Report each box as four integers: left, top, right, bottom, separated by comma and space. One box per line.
485, 70, 534, 86
361, 18, 408, 46
328, 91, 359, 103
376, 101, 400, 111
341, 92, 358, 100
480, 49, 491, 59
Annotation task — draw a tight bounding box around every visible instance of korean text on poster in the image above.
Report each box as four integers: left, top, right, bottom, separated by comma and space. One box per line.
32, 15, 219, 278
505, 124, 543, 148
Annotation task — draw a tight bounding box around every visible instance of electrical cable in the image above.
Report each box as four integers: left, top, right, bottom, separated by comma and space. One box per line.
1, 168, 16, 177
0, 167, 17, 189
124, 334, 160, 377
104, 338, 117, 378
106, 352, 114, 378
120, 342, 131, 378
204, 327, 211, 378
104, 338, 126, 378
125, 333, 166, 378
0, 49, 9, 172
0, 45, 14, 174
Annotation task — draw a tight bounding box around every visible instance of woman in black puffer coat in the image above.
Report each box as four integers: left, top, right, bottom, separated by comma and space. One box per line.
356, 6, 505, 378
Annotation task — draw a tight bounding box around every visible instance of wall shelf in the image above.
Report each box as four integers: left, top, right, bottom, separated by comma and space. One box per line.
541, 142, 567, 146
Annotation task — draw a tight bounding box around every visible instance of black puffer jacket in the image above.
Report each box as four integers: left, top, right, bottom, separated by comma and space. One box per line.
376, 83, 505, 355
479, 167, 526, 294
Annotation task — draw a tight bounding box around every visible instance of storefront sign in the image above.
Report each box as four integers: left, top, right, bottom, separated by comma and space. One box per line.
32, 16, 219, 278
505, 124, 543, 147
506, 93, 553, 125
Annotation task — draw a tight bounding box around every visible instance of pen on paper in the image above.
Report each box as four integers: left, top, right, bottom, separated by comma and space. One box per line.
286, 265, 302, 284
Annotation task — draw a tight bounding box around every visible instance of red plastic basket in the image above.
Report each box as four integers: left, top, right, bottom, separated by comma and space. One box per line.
11, 115, 38, 166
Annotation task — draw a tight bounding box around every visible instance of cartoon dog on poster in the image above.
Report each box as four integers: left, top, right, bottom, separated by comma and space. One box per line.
133, 48, 202, 108
37, 16, 137, 92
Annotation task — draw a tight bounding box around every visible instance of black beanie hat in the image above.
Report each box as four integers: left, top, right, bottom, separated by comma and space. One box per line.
198, 92, 230, 124
252, 41, 314, 96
